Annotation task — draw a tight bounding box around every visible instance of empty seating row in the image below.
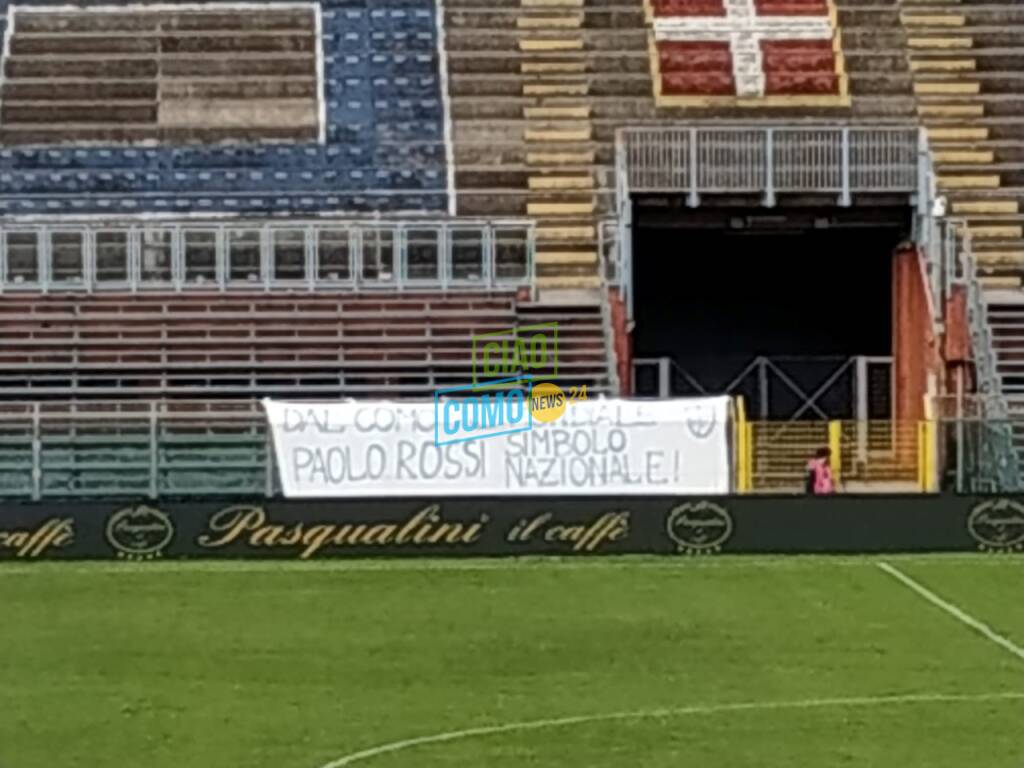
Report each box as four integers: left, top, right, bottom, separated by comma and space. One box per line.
0, 194, 449, 215
0, 291, 614, 399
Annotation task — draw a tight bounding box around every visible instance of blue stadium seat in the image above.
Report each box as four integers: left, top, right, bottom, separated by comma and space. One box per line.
0, 0, 450, 215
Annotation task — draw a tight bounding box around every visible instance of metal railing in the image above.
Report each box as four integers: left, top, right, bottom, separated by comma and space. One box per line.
0, 403, 1016, 498
741, 419, 933, 493
606, 125, 926, 320
0, 217, 535, 294
0, 402, 271, 500
617, 125, 922, 206
954, 222, 1023, 491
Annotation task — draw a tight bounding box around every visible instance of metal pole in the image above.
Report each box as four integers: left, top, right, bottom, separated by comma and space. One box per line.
839, 128, 851, 207
758, 359, 769, 419
687, 127, 699, 207
265, 423, 275, 499
856, 356, 868, 465
149, 403, 158, 499
31, 403, 41, 502
764, 129, 776, 207
658, 357, 670, 399
956, 366, 965, 492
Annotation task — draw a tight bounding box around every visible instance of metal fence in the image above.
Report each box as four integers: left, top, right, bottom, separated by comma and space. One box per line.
739, 419, 931, 493
0, 402, 1015, 499
608, 124, 925, 319
0, 402, 272, 499
0, 217, 534, 294
617, 125, 922, 205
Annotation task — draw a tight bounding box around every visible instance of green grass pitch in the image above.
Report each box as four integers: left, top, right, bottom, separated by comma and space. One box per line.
0, 555, 1021, 768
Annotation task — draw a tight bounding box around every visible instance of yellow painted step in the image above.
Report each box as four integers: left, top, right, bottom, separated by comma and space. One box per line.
537, 225, 596, 241
517, 14, 583, 28
901, 13, 965, 26
518, 39, 583, 52
536, 275, 602, 289
970, 225, 1024, 239
927, 127, 988, 141
522, 0, 583, 7
914, 81, 979, 95
908, 37, 972, 49
910, 58, 975, 72
535, 251, 598, 265
952, 200, 1019, 215
528, 150, 595, 165
524, 82, 589, 96
978, 276, 1023, 289
529, 175, 594, 190
525, 126, 592, 142
975, 250, 1024, 263
937, 175, 1000, 189
528, 201, 595, 215
917, 104, 984, 117
521, 61, 586, 74
524, 105, 590, 119
933, 150, 994, 164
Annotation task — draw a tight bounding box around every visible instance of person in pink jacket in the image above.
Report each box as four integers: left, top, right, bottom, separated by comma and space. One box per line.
805, 447, 836, 494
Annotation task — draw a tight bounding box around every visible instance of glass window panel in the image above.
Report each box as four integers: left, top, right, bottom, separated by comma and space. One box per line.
95, 231, 129, 283
317, 229, 350, 281
228, 230, 262, 283
273, 230, 306, 281
451, 229, 484, 281
139, 230, 172, 283
5, 232, 39, 284
406, 229, 439, 281
494, 227, 528, 281
361, 230, 394, 282
50, 231, 85, 284
184, 230, 217, 285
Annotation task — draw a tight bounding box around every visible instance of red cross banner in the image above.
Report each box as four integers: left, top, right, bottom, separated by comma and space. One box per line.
648, 0, 849, 107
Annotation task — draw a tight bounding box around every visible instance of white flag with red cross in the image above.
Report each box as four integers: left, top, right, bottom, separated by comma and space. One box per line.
648, 0, 848, 106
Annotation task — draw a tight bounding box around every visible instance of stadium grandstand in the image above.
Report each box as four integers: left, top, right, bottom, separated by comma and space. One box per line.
2, 2, 1024, 767
0, 0, 1015, 495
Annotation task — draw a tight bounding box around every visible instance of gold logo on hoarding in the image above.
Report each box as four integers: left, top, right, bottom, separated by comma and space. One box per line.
198, 504, 489, 560
0, 518, 74, 559
967, 499, 1024, 553
666, 501, 732, 555
106, 505, 175, 560
504, 511, 629, 552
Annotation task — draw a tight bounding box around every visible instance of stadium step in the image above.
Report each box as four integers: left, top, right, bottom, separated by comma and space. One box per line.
905, 0, 1024, 303
514, 0, 602, 287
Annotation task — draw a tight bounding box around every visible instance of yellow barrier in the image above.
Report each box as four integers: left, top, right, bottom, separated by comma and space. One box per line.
742, 419, 933, 493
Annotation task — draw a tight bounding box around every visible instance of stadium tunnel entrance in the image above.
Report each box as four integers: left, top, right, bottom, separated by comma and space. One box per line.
630, 201, 912, 420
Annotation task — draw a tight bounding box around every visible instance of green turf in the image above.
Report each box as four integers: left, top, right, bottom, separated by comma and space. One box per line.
0, 556, 1021, 768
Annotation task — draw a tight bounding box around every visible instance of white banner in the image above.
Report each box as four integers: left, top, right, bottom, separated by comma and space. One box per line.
264, 397, 732, 497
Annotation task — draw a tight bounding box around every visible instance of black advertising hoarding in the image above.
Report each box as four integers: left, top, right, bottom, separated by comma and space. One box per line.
0, 496, 1022, 561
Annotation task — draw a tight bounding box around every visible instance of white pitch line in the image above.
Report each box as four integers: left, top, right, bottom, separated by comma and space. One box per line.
317, 691, 1024, 768
878, 561, 1024, 664
0, 553, 1019, 577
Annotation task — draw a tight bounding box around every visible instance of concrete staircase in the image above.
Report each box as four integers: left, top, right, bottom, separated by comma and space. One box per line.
445, 0, 611, 291
901, 0, 1024, 290
445, 0, 918, 294
519, 0, 601, 291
